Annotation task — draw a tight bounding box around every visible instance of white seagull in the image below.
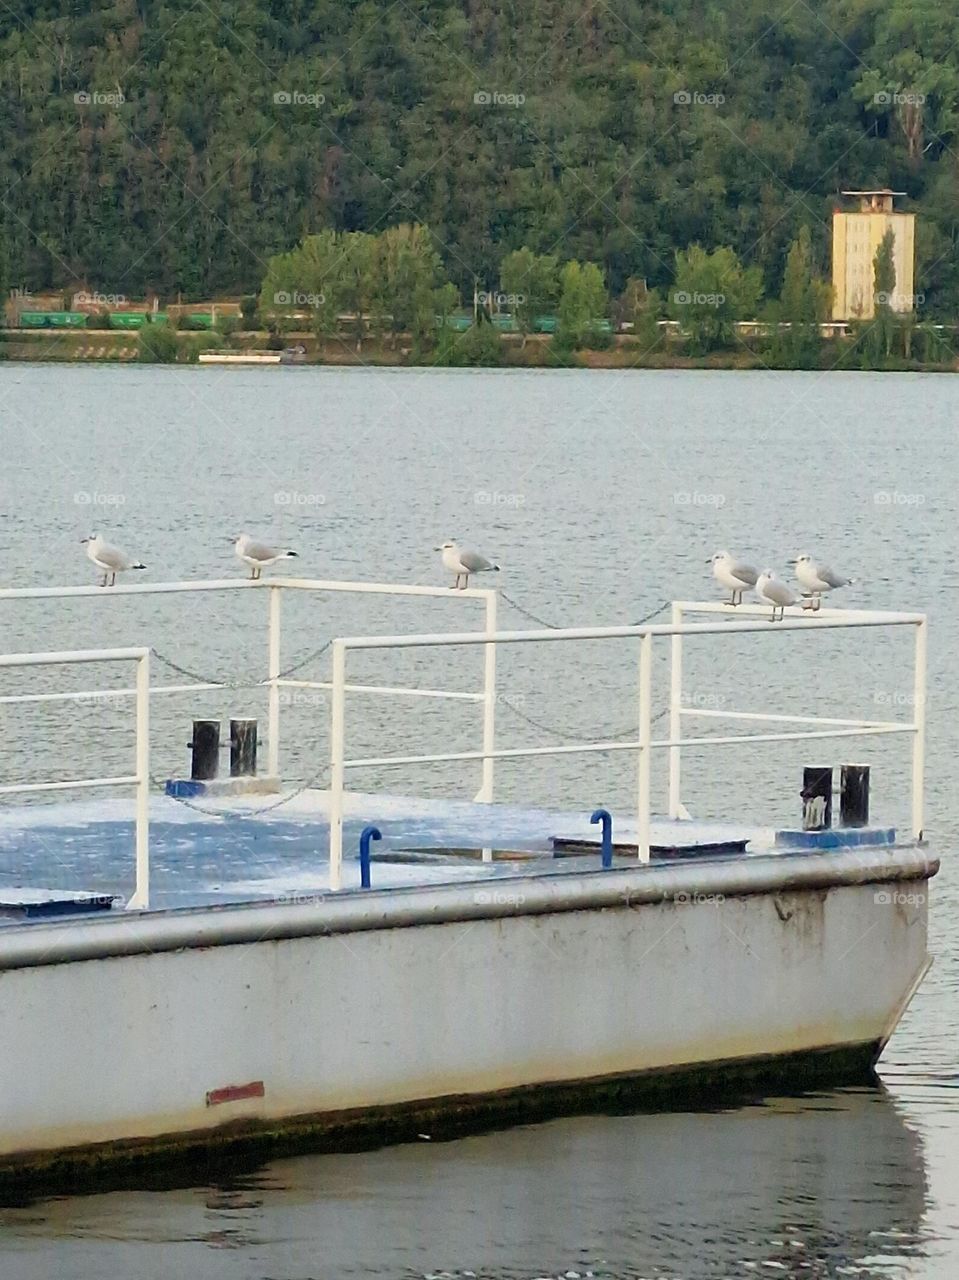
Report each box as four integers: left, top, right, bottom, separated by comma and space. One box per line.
435, 540, 500, 590
792, 553, 854, 610
81, 534, 146, 587
756, 569, 800, 622
708, 551, 759, 606
232, 533, 298, 580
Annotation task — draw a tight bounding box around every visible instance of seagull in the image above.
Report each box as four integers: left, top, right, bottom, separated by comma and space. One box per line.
708, 551, 759, 605
435, 541, 500, 590
80, 534, 146, 587
791, 554, 854, 610
756, 569, 799, 622
232, 533, 298, 580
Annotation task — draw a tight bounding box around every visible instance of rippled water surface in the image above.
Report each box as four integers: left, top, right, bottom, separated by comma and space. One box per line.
0, 365, 956, 1278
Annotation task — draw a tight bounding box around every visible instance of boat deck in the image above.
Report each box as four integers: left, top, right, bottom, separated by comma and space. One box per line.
0, 788, 902, 921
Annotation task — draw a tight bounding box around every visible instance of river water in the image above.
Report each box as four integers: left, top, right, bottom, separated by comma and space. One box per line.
0, 365, 956, 1278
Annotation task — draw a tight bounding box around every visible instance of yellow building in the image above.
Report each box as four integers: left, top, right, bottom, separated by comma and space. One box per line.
831, 190, 915, 320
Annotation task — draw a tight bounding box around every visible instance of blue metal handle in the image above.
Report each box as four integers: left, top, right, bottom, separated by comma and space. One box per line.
590, 808, 613, 869
359, 825, 382, 889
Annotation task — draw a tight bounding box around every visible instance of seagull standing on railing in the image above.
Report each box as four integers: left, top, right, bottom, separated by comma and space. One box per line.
435, 540, 500, 590
756, 569, 800, 622
708, 551, 759, 605
232, 533, 299, 580
81, 534, 146, 587
791, 554, 854, 610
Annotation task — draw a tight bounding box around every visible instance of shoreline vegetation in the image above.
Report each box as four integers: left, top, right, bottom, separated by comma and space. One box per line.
5, 225, 954, 372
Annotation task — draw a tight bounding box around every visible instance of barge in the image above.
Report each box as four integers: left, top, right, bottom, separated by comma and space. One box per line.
0, 578, 936, 1191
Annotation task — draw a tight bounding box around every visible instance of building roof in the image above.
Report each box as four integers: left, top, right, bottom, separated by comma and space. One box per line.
840, 189, 907, 196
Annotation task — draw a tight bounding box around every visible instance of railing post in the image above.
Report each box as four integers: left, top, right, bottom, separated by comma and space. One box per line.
329, 640, 346, 890
668, 602, 683, 818
476, 590, 497, 802
128, 651, 150, 910
912, 617, 926, 841
267, 585, 282, 778
637, 632, 652, 863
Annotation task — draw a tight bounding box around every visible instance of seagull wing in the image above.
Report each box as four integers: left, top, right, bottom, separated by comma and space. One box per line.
96, 542, 135, 571
730, 561, 759, 586
766, 579, 796, 606
243, 540, 280, 562
819, 566, 850, 588
459, 550, 495, 572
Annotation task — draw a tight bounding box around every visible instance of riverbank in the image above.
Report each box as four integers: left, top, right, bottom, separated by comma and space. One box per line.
2, 328, 955, 372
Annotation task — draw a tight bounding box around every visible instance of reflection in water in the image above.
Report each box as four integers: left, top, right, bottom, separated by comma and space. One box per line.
0, 1086, 929, 1280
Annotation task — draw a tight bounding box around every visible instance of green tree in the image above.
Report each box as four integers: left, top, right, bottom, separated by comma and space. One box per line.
775, 226, 830, 368
872, 228, 898, 359
499, 248, 559, 346
555, 260, 608, 350
668, 245, 763, 354
137, 318, 178, 363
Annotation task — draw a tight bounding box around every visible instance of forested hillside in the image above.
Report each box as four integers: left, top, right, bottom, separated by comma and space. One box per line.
3, 0, 958, 310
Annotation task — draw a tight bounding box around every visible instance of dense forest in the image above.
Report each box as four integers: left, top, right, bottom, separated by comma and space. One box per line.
2, 0, 958, 312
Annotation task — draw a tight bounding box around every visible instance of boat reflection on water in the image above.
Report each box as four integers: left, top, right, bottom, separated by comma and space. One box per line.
0, 1084, 929, 1279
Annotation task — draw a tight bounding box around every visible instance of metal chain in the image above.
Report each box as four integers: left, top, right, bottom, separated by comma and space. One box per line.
499, 697, 669, 743
151, 760, 330, 819
499, 592, 672, 631
150, 639, 333, 689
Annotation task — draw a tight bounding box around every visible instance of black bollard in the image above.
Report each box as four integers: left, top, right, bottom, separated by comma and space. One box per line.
840, 764, 870, 828
801, 766, 833, 831
190, 720, 220, 781
230, 719, 258, 777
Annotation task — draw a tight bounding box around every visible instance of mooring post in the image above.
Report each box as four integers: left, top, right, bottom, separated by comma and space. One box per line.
840, 764, 870, 828
801, 766, 833, 831
359, 825, 381, 889
230, 719, 258, 777
190, 720, 220, 781
590, 808, 613, 868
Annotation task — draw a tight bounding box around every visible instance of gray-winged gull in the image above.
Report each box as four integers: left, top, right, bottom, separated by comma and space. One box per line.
81, 533, 146, 587
435, 540, 500, 590
233, 533, 299, 580
708, 550, 759, 606
792, 553, 854, 609
756, 569, 800, 622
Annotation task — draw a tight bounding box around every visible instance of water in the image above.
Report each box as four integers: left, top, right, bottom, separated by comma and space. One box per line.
0, 365, 957, 1277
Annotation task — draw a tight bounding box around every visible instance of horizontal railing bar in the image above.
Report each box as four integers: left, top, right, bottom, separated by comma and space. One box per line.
278, 679, 484, 701
0, 577, 494, 603
678, 707, 901, 729
671, 600, 909, 620
0, 682, 225, 706
342, 723, 914, 769
0, 647, 149, 668
0, 775, 140, 796
338, 613, 925, 652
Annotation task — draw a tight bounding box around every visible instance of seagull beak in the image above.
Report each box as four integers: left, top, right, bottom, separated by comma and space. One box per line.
704, 558, 712, 565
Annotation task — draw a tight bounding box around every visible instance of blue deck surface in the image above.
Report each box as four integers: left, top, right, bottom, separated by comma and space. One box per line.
0, 789, 894, 919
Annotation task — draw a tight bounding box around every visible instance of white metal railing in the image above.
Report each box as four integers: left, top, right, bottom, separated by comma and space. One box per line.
327, 603, 927, 889
0, 576, 498, 800
0, 647, 151, 910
